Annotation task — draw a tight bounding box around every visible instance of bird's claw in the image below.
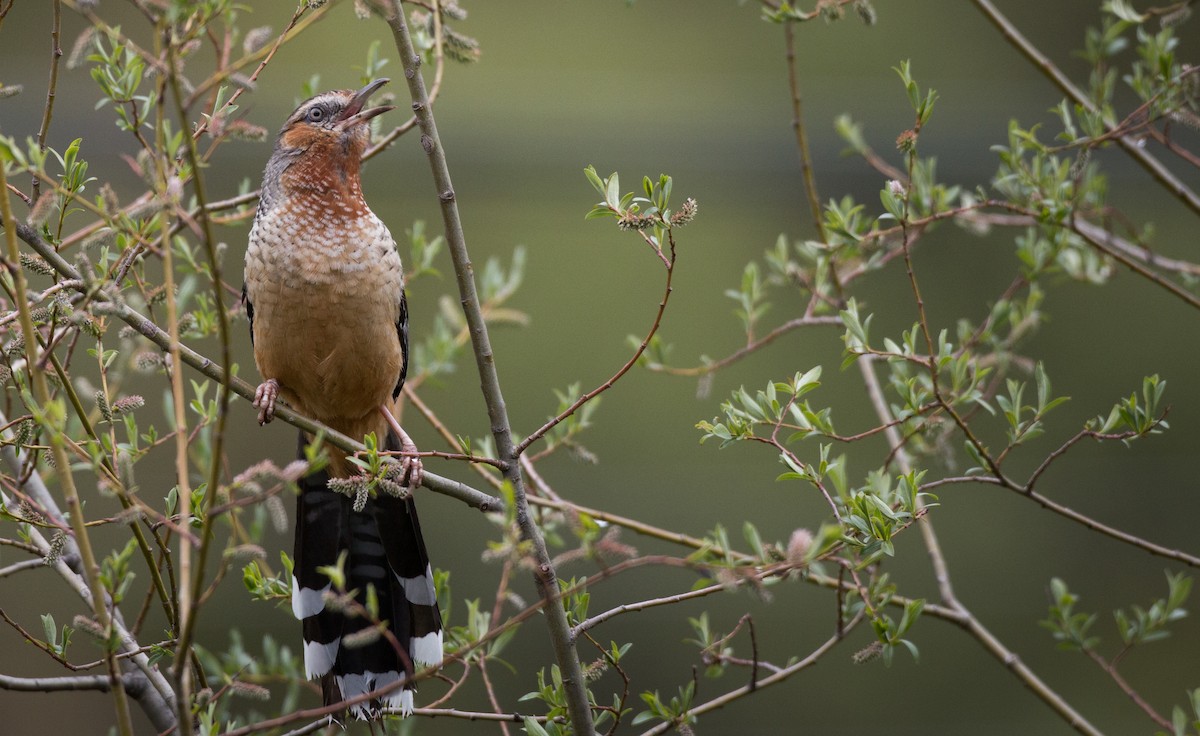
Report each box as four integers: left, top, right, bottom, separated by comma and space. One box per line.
254, 379, 279, 425
380, 405, 423, 489
400, 441, 424, 491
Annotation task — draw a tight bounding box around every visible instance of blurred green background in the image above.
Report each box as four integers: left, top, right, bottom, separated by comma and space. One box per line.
1, 1, 1198, 734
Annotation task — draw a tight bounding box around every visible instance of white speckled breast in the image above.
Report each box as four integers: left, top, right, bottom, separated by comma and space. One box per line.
245, 190, 406, 434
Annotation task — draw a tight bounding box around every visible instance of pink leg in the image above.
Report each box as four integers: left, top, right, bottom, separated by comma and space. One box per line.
380, 406, 423, 489
253, 379, 280, 426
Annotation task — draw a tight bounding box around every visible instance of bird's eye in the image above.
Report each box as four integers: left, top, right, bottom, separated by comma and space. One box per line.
306, 107, 324, 123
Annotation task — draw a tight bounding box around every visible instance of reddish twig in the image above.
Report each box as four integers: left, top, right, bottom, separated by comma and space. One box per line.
517, 233, 678, 456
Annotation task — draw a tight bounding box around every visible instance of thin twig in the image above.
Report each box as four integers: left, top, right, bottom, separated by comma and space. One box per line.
0, 558, 45, 578
637, 615, 863, 736
188, 4, 315, 140
1084, 648, 1173, 730
32, 0, 63, 203
1070, 218, 1200, 310
972, 0, 1200, 216
517, 233, 677, 456
11, 217, 502, 512
165, 35, 234, 699
0, 607, 169, 672
379, 447, 506, 469
146, 41, 197, 733
478, 659, 513, 736
0, 672, 137, 692
377, 4, 597, 731
857, 356, 1102, 735
646, 315, 842, 377
923, 473, 1199, 568
784, 21, 826, 245
572, 564, 789, 640
784, 20, 844, 303
1, 129, 137, 736
411, 708, 558, 723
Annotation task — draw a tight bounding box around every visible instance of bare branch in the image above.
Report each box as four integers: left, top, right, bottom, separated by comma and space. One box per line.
517, 233, 677, 456
572, 564, 789, 640
637, 615, 863, 736
0, 557, 45, 578
0, 672, 136, 693
0, 449, 176, 731
31, 0, 62, 203
6, 220, 501, 513
646, 315, 842, 378
1083, 648, 1173, 731
972, 0, 1200, 216
374, 3, 596, 732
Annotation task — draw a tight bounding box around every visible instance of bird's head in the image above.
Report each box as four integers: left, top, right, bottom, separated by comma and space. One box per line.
277, 78, 394, 155
262, 79, 394, 201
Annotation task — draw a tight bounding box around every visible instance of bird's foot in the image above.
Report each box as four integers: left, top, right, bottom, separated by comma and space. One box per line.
254, 379, 280, 425
380, 406, 423, 490
399, 436, 424, 491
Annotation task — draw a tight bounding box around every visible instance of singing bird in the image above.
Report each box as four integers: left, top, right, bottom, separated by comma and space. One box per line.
243, 78, 443, 718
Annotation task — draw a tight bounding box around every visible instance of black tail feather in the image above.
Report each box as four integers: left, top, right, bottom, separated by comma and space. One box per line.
291, 430, 443, 718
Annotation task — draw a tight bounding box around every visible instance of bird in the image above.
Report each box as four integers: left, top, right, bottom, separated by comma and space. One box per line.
242, 78, 442, 719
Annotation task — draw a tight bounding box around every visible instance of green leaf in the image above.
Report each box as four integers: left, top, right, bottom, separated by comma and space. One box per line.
880, 185, 904, 220
41, 613, 56, 645
605, 172, 620, 207
1103, 0, 1147, 22
898, 598, 924, 635
583, 165, 604, 195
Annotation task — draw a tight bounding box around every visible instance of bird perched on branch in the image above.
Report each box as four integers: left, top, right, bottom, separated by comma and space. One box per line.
242, 78, 442, 718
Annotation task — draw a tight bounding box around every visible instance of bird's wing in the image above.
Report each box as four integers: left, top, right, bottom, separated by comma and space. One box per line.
393, 289, 409, 400
242, 282, 255, 346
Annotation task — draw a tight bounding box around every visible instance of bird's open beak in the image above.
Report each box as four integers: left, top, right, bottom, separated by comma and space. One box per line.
335, 78, 395, 131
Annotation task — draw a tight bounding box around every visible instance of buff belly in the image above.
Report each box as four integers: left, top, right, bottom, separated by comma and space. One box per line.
246, 207, 404, 440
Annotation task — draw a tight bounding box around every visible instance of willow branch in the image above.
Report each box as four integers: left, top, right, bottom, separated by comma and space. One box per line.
166, 33, 234, 703
261, 707, 561, 736
377, 2, 596, 732
516, 234, 676, 456
146, 47, 196, 736
857, 353, 1102, 735
972, 0, 1200, 216
0, 558, 46, 578
1070, 217, 1200, 310
2, 136, 135, 736
187, 3, 321, 138
924, 474, 1200, 568
1083, 648, 1173, 731
32, 0, 62, 203
647, 315, 842, 377
0, 673, 138, 693
863, 171, 1096, 731
784, 21, 826, 245
571, 564, 788, 640
362, 0, 447, 162
637, 615, 861, 736
8, 221, 501, 513
0, 457, 177, 731
408, 707, 558, 723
